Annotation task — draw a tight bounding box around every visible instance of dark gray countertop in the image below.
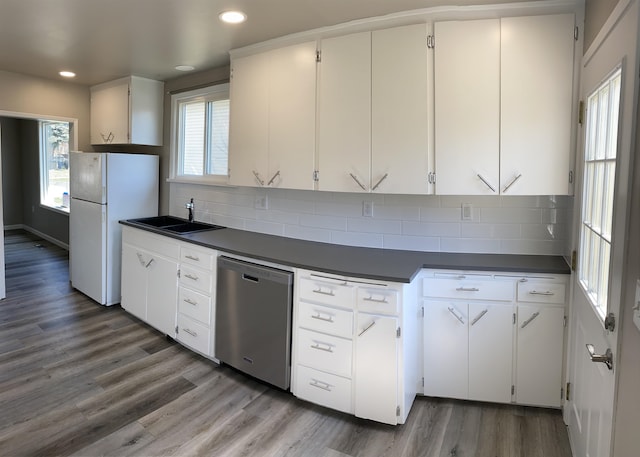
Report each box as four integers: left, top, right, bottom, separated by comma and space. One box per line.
120, 220, 571, 283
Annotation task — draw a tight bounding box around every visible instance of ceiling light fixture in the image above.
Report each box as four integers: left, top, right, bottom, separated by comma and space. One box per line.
219, 10, 246, 24
59, 71, 76, 78
175, 65, 195, 71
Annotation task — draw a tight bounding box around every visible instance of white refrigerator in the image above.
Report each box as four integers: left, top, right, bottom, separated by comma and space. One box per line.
70, 152, 159, 305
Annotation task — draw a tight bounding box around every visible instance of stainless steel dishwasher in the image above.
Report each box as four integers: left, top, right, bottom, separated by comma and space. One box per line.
215, 256, 294, 390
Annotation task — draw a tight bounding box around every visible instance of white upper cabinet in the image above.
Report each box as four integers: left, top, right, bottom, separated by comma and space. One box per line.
434, 14, 575, 195
500, 14, 575, 195
91, 76, 164, 146
434, 19, 501, 195
229, 41, 317, 189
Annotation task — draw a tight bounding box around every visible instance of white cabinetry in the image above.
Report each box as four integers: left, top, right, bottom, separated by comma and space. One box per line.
121, 226, 179, 336
292, 270, 419, 425
229, 41, 317, 189
90, 76, 164, 146
434, 14, 575, 195
318, 24, 430, 194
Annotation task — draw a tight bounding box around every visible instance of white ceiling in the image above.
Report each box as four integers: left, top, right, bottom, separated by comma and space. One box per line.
0, 0, 544, 86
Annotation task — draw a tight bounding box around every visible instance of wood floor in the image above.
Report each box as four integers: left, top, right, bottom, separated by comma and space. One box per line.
0, 229, 574, 457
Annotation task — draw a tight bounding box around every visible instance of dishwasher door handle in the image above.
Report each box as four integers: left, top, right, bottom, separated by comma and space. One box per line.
242, 274, 259, 283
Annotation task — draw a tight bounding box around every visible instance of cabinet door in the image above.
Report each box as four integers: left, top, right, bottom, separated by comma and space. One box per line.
120, 243, 148, 321
434, 19, 500, 195
229, 52, 270, 187
423, 301, 468, 399
516, 304, 564, 407
468, 302, 513, 403
354, 313, 398, 425
500, 14, 575, 195
318, 32, 371, 192
268, 42, 317, 190
372, 24, 429, 194
145, 253, 178, 337
91, 81, 129, 144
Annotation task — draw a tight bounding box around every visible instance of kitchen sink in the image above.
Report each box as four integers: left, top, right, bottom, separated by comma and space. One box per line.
130, 216, 225, 233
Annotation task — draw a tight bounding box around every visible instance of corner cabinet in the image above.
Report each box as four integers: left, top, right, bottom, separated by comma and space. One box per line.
90, 76, 164, 146
228, 41, 317, 190
434, 14, 575, 195
291, 269, 420, 425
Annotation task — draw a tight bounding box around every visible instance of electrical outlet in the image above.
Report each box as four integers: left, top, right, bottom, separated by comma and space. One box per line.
461, 203, 473, 221
254, 195, 268, 210
363, 201, 373, 217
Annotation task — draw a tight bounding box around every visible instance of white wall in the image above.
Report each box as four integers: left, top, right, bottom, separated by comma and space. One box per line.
170, 182, 570, 256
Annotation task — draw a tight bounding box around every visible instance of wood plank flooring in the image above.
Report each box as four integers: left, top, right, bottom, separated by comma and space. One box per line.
0, 229, 573, 457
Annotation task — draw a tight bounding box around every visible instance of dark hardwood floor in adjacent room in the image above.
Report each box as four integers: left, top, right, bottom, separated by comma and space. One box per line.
0, 229, 573, 457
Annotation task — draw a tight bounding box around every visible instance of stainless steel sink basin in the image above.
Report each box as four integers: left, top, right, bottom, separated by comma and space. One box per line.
131, 216, 225, 233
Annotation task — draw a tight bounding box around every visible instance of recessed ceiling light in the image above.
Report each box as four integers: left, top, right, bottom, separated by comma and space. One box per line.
219, 10, 246, 24
175, 65, 195, 71
59, 71, 76, 78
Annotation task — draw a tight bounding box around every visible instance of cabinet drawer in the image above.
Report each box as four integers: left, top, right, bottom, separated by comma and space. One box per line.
298, 276, 355, 309
180, 245, 215, 270
123, 226, 180, 259
179, 265, 212, 294
177, 314, 211, 356
423, 277, 514, 301
517, 282, 566, 304
178, 287, 211, 325
294, 365, 352, 414
297, 328, 353, 377
298, 301, 353, 338
357, 287, 399, 315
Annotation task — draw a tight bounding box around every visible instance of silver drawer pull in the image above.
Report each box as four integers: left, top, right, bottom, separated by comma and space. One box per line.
311, 313, 334, 323
313, 288, 335, 297
529, 290, 554, 296
184, 298, 198, 306
521, 311, 540, 329
363, 296, 388, 304
267, 170, 281, 186
185, 254, 200, 261
502, 173, 522, 193
470, 309, 488, 326
309, 379, 332, 392
184, 274, 199, 281
371, 173, 388, 191
183, 328, 197, 337
310, 342, 334, 353
358, 320, 376, 337
349, 173, 367, 191
477, 173, 497, 193
145, 258, 155, 268
456, 287, 480, 292
447, 307, 465, 325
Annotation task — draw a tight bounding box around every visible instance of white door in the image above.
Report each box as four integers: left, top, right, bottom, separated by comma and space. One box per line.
566, 2, 639, 456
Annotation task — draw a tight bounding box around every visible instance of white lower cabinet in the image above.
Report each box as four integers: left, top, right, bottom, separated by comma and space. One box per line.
292, 269, 419, 425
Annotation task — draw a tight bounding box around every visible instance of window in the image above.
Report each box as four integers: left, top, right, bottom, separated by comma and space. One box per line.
171, 84, 230, 181
578, 67, 622, 318
39, 120, 70, 211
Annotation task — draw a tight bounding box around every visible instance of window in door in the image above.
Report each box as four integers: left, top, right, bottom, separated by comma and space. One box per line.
39, 120, 70, 212
578, 67, 622, 318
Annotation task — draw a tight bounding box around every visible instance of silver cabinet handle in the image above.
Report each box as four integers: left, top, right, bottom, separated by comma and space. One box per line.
586, 344, 613, 370
267, 170, 281, 186
529, 290, 554, 296
371, 173, 388, 191
309, 379, 332, 392
145, 258, 155, 268
184, 274, 199, 281
363, 296, 388, 304
502, 173, 522, 193
311, 313, 334, 323
252, 170, 265, 186
477, 174, 497, 193
310, 342, 334, 353
184, 298, 198, 306
447, 306, 465, 325
349, 173, 367, 191
313, 288, 335, 297
456, 287, 480, 292
358, 320, 376, 337
520, 311, 540, 329
183, 328, 197, 337
471, 309, 488, 326
185, 254, 200, 261
100, 132, 114, 143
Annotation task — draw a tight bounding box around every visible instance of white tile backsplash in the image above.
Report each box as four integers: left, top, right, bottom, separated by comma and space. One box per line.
169, 182, 570, 255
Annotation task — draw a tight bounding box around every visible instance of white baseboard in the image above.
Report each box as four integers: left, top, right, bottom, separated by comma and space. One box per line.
4, 224, 69, 251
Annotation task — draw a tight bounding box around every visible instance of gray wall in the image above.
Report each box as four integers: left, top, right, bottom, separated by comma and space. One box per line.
584, 0, 620, 51
0, 117, 23, 225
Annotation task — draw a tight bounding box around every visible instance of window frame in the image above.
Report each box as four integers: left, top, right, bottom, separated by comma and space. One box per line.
39, 119, 72, 214
169, 83, 230, 185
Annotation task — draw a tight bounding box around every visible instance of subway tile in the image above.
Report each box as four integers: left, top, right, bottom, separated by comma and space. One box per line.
331, 231, 383, 248
256, 209, 300, 225
440, 195, 501, 208
440, 238, 502, 254
284, 225, 333, 243
460, 223, 521, 239
383, 194, 440, 207
479, 207, 542, 224
420, 207, 462, 223
347, 218, 402, 234
243, 219, 285, 236
521, 223, 567, 241
315, 200, 362, 217
383, 235, 440, 251
500, 239, 565, 255
300, 213, 347, 231
403, 221, 461, 237
372, 204, 420, 221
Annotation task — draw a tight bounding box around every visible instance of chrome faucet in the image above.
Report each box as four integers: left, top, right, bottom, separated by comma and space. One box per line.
185, 198, 194, 222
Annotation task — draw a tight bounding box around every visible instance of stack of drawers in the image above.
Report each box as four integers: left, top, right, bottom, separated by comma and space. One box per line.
176, 244, 217, 357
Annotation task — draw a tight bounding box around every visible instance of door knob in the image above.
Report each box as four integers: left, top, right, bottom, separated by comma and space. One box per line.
586, 344, 613, 370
